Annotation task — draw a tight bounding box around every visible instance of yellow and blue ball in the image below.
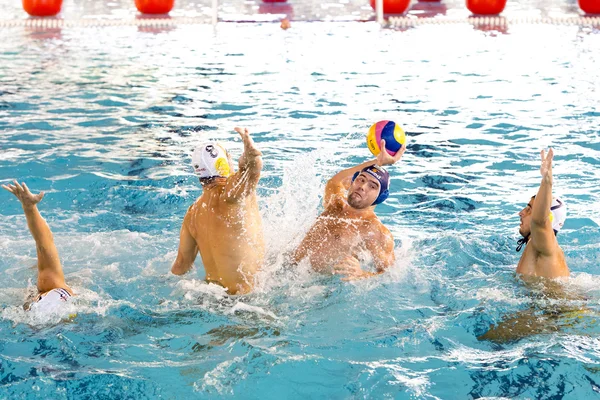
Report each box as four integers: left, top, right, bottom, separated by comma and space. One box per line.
366, 120, 406, 157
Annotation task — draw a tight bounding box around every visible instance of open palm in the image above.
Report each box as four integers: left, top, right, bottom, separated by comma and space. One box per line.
2, 180, 44, 208
234, 126, 262, 157
540, 148, 554, 179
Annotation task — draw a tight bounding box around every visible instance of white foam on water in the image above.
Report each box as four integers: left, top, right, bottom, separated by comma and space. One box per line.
227, 302, 278, 320
252, 148, 343, 301
559, 335, 600, 364
565, 273, 600, 297
475, 287, 526, 306
174, 279, 229, 302
0, 285, 128, 327
197, 356, 241, 395
260, 149, 323, 260
359, 360, 436, 399
1, 304, 74, 327
47, 174, 80, 181
443, 341, 547, 368
142, 250, 177, 277
0, 149, 29, 161
0, 287, 29, 307
173, 278, 282, 323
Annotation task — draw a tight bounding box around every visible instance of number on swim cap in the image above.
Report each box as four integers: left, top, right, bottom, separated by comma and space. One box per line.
366, 120, 406, 157
206, 145, 219, 158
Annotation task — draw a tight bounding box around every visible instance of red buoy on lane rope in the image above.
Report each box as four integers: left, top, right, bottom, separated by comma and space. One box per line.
22, 0, 62, 16
135, 0, 175, 14
466, 0, 506, 15
579, 0, 600, 14
370, 0, 410, 14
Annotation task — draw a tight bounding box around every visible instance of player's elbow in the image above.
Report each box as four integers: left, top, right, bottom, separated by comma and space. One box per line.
170, 263, 184, 275
171, 265, 189, 276
245, 154, 263, 170
171, 258, 192, 276
249, 157, 263, 180
253, 155, 263, 171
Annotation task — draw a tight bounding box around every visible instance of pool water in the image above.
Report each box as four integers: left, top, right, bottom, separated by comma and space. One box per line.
1, 20, 600, 399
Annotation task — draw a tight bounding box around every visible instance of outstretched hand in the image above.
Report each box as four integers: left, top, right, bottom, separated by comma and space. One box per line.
234, 127, 262, 158
2, 180, 44, 209
376, 139, 406, 167
540, 148, 554, 180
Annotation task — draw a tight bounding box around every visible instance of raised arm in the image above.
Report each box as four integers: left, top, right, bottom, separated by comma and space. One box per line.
2, 181, 70, 294
530, 148, 558, 256
224, 127, 263, 201
171, 207, 198, 275
323, 139, 406, 207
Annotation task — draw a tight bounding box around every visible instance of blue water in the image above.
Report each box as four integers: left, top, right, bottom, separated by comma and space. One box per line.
1, 21, 600, 399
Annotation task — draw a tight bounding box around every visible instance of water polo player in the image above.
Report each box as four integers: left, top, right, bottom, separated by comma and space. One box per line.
515, 148, 569, 278
2, 181, 74, 312
290, 139, 406, 280
171, 127, 265, 295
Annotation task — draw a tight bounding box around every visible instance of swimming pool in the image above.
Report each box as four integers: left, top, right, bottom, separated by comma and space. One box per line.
1, 3, 600, 399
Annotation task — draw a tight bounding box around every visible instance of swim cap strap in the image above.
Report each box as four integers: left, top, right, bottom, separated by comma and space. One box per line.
516, 235, 528, 252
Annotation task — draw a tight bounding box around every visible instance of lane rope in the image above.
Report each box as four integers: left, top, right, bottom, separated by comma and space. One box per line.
388, 16, 600, 27
0, 15, 598, 28
0, 16, 209, 28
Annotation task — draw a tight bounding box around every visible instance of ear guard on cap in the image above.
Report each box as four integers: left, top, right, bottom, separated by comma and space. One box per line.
351, 170, 389, 206
374, 189, 389, 205
550, 197, 566, 234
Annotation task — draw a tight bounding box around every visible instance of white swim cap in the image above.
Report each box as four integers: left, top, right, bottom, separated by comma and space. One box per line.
549, 197, 566, 233
192, 142, 231, 179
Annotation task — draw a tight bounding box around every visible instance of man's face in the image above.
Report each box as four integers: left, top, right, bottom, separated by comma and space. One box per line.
518, 197, 535, 237
347, 173, 380, 209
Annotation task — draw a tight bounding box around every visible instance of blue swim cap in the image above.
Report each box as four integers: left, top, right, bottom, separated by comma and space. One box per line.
352, 164, 390, 205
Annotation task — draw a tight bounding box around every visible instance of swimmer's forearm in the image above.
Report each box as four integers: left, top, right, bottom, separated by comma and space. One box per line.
22, 205, 54, 246
532, 176, 552, 225
171, 224, 197, 276
329, 158, 379, 184
239, 152, 262, 171
239, 134, 263, 169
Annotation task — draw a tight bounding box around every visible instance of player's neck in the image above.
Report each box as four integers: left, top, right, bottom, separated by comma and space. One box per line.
344, 203, 375, 218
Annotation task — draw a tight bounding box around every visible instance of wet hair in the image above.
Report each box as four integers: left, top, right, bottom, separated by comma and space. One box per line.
200, 177, 217, 185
